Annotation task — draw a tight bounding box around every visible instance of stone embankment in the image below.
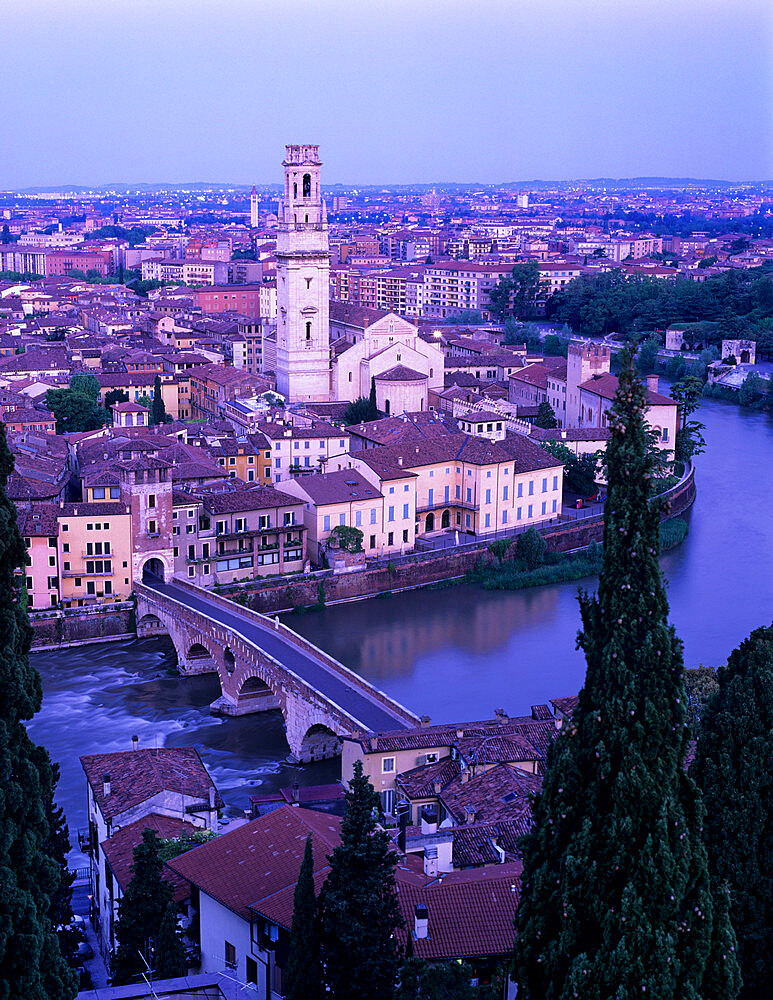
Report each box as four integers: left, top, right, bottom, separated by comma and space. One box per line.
30, 465, 695, 647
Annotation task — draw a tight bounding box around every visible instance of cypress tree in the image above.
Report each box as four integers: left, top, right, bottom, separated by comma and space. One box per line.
319, 760, 404, 1000
511, 353, 740, 999
0, 422, 78, 1000
692, 624, 773, 999
112, 828, 173, 985
151, 374, 167, 425
284, 834, 323, 1000
154, 901, 187, 979
369, 375, 378, 416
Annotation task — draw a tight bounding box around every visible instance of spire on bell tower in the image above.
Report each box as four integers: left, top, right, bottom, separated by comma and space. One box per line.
250, 185, 259, 228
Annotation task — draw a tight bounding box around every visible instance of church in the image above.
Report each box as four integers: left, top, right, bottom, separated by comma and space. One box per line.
273, 144, 444, 409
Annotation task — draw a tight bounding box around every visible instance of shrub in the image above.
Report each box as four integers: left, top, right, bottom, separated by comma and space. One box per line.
516, 528, 547, 569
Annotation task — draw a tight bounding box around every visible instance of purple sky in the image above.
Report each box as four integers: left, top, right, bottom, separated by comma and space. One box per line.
3, 0, 771, 188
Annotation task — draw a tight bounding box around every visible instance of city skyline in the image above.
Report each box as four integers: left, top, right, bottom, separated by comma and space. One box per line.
3, 0, 771, 189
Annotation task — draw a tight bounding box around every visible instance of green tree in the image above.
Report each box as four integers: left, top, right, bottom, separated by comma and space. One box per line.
151, 374, 168, 425
684, 665, 719, 736
489, 262, 543, 320
154, 901, 187, 979
328, 525, 364, 553
766, 373, 773, 410
112, 828, 173, 985
691, 624, 773, 1000
369, 375, 378, 413
738, 372, 764, 408
511, 352, 740, 1000
515, 527, 546, 570
542, 333, 566, 356
0, 423, 78, 1000
47, 375, 107, 434
343, 396, 379, 425
539, 440, 600, 496
534, 401, 558, 429
636, 334, 661, 374
104, 388, 130, 411
285, 835, 323, 1000
45, 763, 79, 969
671, 375, 707, 464
396, 957, 498, 999
319, 760, 404, 1000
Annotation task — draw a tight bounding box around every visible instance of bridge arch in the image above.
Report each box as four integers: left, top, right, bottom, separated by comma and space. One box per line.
298, 723, 341, 763
137, 612, 166, 637
142, 557, 168, 583
223, 646, 236, 675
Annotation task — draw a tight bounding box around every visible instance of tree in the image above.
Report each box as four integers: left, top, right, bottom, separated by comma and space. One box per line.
738, 372, 764, 408
319, 760, 404, 999
154, 901, 187, 980
104, 388, 129, 411
534, 401, 558, 429
284, 835, 323, 1000
0, 423, 78, 1000
151, 374, 168, 425
343, 396, 379, 425
47, 375, 107, 434
112, 828, 173, 985
369, 375, 378, 413
45, 763, 79, 969
691, 624, 773, 1000
328, 525, 364, 553
684, 665, 719, 736
539, 439, 601, 496
636, 334, 660, 374
489, 263, 543, 320
396, 958, 499, 999
671, 375, 707, 464
511, 352, 740, 1000
515, 527, 546, 570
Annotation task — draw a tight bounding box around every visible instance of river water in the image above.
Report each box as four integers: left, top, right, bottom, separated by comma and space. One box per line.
28, 394, 773, 856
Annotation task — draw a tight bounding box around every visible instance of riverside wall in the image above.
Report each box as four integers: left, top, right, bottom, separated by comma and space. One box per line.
31, 466, 696, 644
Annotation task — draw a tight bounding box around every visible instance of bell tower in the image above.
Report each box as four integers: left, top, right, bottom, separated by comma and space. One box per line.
275, 144, 331, 402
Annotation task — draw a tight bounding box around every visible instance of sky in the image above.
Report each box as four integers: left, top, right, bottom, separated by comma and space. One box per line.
2, 0, 772, 188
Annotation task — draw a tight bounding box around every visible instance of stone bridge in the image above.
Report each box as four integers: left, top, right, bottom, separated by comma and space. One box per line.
134, 578, 419, 761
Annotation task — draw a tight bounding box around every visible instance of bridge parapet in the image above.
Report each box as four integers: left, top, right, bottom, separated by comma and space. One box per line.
134, 581, 418, 761
153, 577, 420, 729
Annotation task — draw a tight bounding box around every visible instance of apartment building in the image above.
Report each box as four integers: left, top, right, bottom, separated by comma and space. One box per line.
422, 261, 513, 319
172, 485, 306, 586
57, 498, 133, 606
256, 420, 350, 484
279, 467, 410, 561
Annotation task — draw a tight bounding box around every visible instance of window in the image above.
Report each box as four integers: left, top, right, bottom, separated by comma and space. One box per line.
224, 941, 236, 970
355, 510, 362, 527
528, 481, 534, 496
148, 520, 157, 534
503, 485, 509, 500
87, 582, 95, 595
369, 534, 376, 549
466, 488, 472, 502
382, 757, 395, 773
49, 555, 55, 567
485, 489, 491, 504
93, 487, 105, 499
339, 513, 345, 526
148, 494, 156, 508
542, 478, 548, 493
528, 504, 533, 518
541, 501, 547, 515
403, 529, 409, 543
517, 482, 523, 498
305, 321, 312, 341
662, 427, 668, 442
323, 515, 331, 532
553, 475, 558, 490
370, 508, 377, 524
62, 543, 69, 553
517, 507, 522, 521
502, 510, 508, 524
552, 499, 557, 513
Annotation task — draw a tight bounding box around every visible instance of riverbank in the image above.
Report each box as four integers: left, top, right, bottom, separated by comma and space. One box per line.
29, 465, 696, 648
466, 517, 689, 592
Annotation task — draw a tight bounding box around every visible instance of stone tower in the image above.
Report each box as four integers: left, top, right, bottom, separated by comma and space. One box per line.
565, 342, 611, 428
275, 144, 331, 402
250, 185, 259, 228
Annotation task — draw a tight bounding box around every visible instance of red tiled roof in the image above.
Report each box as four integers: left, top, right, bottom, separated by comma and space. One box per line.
101, 814, 198, 899
80, 747, 222, 821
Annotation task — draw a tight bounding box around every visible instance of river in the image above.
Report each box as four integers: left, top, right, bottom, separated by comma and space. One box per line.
28, 394, 773, 855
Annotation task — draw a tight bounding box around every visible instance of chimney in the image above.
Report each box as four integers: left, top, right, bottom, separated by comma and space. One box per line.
420, 804, 438, 835
494, 708, 507, 720
395, 800, 410, 852
456, 729, 464, 739
131, 734, 139, 751
414, 903, 429, 940
103, 773, 111, 797
464, 805, 476, 824
291, 781, 300, 805
372, 737, 378, 750
461, 767, 469, 784
209, 786, 216, 810
419, 715, 431, 727
646, 374, 659, 394
424, 846, 438, 878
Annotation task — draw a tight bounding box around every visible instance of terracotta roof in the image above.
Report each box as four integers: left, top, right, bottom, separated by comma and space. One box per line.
290, 468, 382, 505
167, 805, 342, 920
439, 763, 543, 826
451, 819, 532, 868
80, 747, 222, 821
578, 372, 677, 406
375, 364, 427, 382
101, 814, 198, 899
201, 486, 301, 514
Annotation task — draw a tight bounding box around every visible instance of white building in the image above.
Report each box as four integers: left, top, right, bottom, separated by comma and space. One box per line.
275, 144, 332, 402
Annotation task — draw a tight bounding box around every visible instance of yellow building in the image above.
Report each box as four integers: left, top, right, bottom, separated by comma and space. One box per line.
57, 495, 133, 607
329, 432, 564, 538
19, 505, 60, 609
279, 467, 411, 561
